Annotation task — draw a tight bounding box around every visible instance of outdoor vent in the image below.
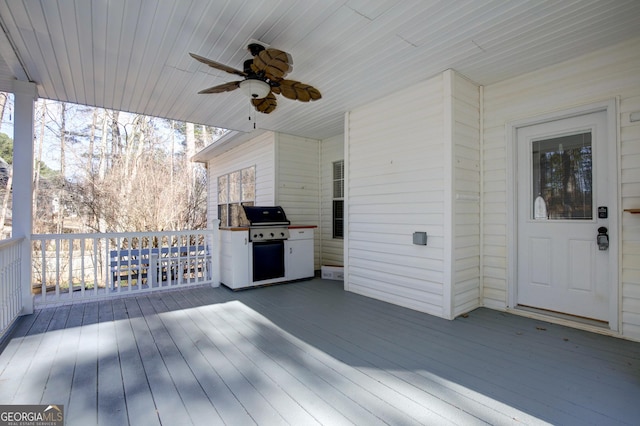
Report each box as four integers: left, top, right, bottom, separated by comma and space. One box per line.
413, 231, 427, 245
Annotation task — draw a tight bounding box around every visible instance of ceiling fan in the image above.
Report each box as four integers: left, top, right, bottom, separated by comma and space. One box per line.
190, 43, 321, 114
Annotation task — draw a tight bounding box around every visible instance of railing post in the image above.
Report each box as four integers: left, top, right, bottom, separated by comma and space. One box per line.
12, 80, 37, 315
151, 252, 159, 286
212, 221, 220, 287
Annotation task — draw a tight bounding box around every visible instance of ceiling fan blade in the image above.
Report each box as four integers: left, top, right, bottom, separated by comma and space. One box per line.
273, 80, 321, 102
197, 81, 241, 94
250, 49, 292, 81
190, 52, 247, 77
251, 92, 277, 114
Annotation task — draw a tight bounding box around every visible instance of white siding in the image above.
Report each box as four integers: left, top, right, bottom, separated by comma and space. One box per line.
482, 36, 640, 339
346, 74, 447, 316
275, 133, 321, 269
207, 132, 276, 226
621, 93, 640, 339
320, 134, 345, 267
451, 73, 481, 316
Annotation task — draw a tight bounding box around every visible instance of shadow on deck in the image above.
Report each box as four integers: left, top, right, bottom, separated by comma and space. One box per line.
1, 279, 638, 425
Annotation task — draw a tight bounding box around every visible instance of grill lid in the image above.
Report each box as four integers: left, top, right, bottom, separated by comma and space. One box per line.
242, 205, 290, 226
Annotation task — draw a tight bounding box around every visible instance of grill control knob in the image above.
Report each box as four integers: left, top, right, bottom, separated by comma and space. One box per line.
259, 233, 264, 238
270, 232, 274, 237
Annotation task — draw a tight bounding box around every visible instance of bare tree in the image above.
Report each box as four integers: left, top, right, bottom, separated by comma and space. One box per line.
56, 102, 67, 234
0, 167, 11, 235
0, 93, 9, 236
110, 110, 121, 158
33, 100, 47, 219
0, 92, 7, 126
22, 99, 213, 235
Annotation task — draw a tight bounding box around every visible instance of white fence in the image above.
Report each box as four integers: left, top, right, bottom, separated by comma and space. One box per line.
31, 229, 218, 307
0, 237, 23, 337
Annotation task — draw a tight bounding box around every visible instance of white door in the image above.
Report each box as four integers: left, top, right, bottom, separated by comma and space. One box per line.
517, 111, 612, 322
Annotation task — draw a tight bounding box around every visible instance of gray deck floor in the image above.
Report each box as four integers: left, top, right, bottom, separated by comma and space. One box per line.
1, 279, 639, 425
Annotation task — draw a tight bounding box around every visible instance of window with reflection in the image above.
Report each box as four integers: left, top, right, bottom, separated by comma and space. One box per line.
217, 166, 255, 227
531, 132, 592, 220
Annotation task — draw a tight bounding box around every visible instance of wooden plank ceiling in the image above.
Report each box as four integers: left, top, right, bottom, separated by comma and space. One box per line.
0, 0, 639, 141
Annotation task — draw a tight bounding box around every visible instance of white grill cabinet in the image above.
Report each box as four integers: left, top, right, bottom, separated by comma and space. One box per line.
220, 228, 249, 288
285, 227, 315, 281
219, 206, 315, 290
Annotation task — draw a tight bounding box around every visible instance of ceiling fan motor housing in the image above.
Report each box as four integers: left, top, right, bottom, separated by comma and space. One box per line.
247, 43, 266, 56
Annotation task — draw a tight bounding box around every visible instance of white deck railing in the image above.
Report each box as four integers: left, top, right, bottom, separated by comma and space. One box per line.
31, 229, 218, 307
0, 237, 24, 336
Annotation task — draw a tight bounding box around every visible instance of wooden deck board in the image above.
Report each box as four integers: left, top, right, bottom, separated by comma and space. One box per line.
153, 294, 258, 425
197, 303, 386, 425
112, 298, 161, 426
241, 284, 544, 425
66, 303, 99, 425
167, 290, 286, 425
124, 297, 193, 425
220, 287, 472, 425
235, 286, 519, 425
173, 290, 376, 426
1, 279, 639, 425
141, 295, 224, 425
96, 300, 129, 426
310, 292, 591, 421
179, 287, 390, 425
166, 291, 308, 425
40, 306, 79, 409
2, 308, 56, 403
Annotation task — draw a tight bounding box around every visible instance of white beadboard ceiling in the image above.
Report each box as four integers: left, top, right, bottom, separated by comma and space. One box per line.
0, 0, 639, 141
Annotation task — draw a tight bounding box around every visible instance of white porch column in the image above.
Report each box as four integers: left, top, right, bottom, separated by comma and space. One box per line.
12, 80, 37, 315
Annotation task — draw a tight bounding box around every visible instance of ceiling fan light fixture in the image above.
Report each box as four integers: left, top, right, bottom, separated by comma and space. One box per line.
239, 79, 271, 99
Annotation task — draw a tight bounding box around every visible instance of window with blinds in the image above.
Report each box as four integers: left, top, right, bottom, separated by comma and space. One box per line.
333, 160, 344, 238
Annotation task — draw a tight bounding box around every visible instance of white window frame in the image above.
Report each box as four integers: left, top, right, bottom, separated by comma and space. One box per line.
332, 160, 344, 239
217, 165, 255, 227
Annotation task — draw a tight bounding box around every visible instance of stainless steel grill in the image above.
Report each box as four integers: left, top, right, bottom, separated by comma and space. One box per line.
242, 205, 290, 242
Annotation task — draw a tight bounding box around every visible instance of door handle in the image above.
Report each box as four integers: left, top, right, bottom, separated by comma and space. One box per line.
597, 227, 609, 251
